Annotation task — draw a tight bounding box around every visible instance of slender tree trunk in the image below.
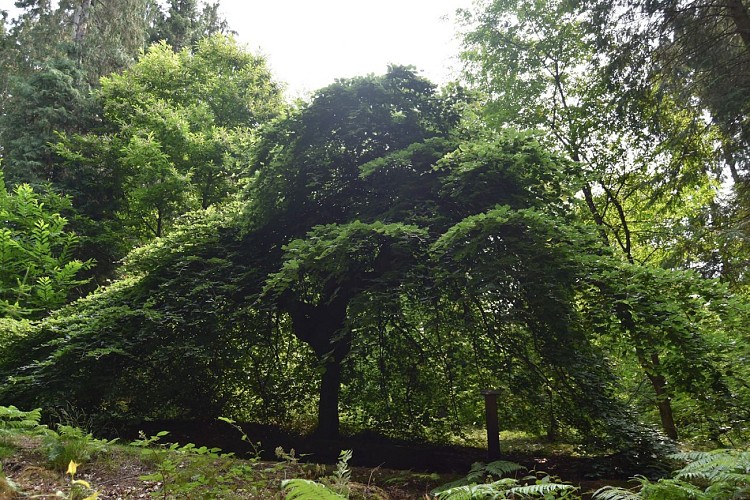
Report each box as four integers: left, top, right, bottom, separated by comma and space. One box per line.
72, 0, 93, 44
636, 349, 678, 440
616, 300, 679, 440
652, 376, 679, 440
546, 387, 558, 442
638, 352, 679, 439
727, 0, 750, 50
579, 138, 679, 439
156, 208, 163, 237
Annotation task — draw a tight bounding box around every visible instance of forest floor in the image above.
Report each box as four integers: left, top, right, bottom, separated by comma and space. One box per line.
1, 420, 641, 499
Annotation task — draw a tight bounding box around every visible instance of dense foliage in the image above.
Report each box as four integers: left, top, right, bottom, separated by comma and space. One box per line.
1, 0, 749, 477
458, 0, 750, 444
0, 172, 90, 319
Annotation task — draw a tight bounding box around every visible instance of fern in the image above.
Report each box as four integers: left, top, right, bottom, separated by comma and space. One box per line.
591, 485, 641, 500
711, 471, 750, 485
465, 460, 526, 484
705, 480, 750, 499
672, 450, 750, 480
434, 479, 517, 499
0, 405, 45, 433
509, 482, 577, 497
0, 406, 48, 456
669, 449, 750, 497
465, 462, 490, 483
433, 460, 528, 497
639, 478, 704, 498
593, 450, 750, 500
433, 476, 478, 493
329, 449, 352, 496
435, 474, 577, 499
281, 479, 347, 499
485, 460, 527, 478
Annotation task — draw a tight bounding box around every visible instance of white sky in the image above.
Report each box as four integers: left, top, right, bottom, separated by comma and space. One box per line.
1, 0, 473, 98
220, 0, 471, 97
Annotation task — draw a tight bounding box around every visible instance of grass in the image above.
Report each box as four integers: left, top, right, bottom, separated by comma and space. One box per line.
447, 427, 582, 457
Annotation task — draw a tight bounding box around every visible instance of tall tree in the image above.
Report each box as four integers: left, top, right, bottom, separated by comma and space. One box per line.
244, 66, 463, 437
1, 57, 95, 186
581, 0, 750, 283
584, 0, 750, 180
2, 0, 155, 85
0, 0, 159, 186
149, 0, 231, 52
459, 0, 739, 440
56, 34, 283, 245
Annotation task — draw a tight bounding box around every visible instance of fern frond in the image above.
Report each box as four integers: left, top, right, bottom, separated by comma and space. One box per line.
671, 450, 750, 468
334, 449, 352, 482
640, 478, 703, 497
712, 472, 750, 485
281, 479, 346, 500
673, 449, 750, 483
485, 460, 526, 477
705, 480, 750, 498
591, 485, 641, 500
0, 405, 46, 434
431, 477, 473, 493
466, 461, 488, 483
509, 482, 576, 497
434, 479, 516, 499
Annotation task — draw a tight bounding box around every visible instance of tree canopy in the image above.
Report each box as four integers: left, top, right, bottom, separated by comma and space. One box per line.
0, 67, 680, 454
0, 0, 749, 468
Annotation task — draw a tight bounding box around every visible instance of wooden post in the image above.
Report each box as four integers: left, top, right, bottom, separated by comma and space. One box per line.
481, 389, 502, 460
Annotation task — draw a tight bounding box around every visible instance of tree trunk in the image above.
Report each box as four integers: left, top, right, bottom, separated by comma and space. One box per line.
282, 294, 351, 439
317, 359, 342, 439
727, 0, 750, 51
545, 388, 558, 442
156, 208, 163, 238
72, 0, 93, 45
637, 349, 679, 440
615, 302, 679, 439
652, 374, 679, 440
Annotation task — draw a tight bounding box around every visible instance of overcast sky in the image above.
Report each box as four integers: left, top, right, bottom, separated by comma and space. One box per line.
220, 0, 471, 96
1, 0, 473, 97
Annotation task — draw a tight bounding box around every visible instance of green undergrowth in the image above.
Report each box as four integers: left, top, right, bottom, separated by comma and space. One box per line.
0, 406, 446, 498
449, 428, 584, 457
1, 405, 749, 498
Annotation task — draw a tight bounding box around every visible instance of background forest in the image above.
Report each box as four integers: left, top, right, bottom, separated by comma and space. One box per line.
1, 0, 750, 468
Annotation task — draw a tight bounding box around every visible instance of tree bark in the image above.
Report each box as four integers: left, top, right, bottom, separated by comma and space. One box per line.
282, 293, 351, 439
72, 0, 93, 45
637, 349, 679, 440
727, 0, 750, 51
616, 300, 679, 440
317, 359, 342, 439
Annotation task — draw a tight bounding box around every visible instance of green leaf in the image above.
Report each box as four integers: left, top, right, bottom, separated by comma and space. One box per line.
281, 479, 346, 499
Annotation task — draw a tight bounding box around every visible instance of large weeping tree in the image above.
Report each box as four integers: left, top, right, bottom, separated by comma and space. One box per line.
1, 67, 677, 452
242, 66, 647, 440
243, 66, 463, 438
